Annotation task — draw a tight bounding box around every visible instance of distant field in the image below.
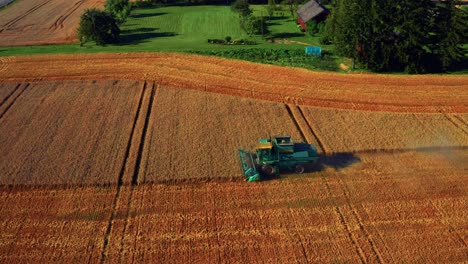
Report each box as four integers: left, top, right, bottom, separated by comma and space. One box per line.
0, 0, 105, 46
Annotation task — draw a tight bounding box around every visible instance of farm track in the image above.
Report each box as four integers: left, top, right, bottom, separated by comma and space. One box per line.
0, 53, 466, 113
100, 81, 156, 262
0, 82, 28, 120
49, 0, 83, 31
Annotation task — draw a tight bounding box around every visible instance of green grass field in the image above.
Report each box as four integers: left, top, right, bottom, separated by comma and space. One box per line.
0, 5, 316, 55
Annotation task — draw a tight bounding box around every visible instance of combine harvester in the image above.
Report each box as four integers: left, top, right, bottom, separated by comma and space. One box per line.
239, 135, 319, 182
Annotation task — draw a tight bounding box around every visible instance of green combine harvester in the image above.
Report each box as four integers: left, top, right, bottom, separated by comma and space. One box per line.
239, 135, 319, 182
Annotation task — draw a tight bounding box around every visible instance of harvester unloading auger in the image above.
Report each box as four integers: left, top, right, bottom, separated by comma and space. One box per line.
239, 135, 319, 182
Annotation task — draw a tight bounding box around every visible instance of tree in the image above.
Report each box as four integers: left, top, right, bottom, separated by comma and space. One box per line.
77, 8, 120, 46
231, 0, 252, 17
432, 0, 468, 70
241, 15, 268, 35
105, 0, 132, 23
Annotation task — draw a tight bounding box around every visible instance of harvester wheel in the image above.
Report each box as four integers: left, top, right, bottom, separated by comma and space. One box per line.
294, 164, 305, 174
261, 165, 276, 176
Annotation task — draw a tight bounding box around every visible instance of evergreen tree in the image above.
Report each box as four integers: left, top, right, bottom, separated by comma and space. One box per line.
432, 0, 467, 70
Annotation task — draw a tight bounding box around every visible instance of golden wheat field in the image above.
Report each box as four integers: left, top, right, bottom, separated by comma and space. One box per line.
0, 53, 466, 263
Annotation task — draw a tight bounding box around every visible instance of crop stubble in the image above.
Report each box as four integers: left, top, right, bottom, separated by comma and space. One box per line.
0, 0, 105, 46
0, 186, 115, 263
105, 150, 467, 263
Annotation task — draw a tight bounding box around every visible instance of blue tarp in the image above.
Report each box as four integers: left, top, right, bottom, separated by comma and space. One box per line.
305, 46, 322, 56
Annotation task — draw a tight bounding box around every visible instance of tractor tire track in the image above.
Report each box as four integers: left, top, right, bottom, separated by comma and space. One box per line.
337, 178, 385, 264
443, 113, 468, 136
100, 82, 147, 263
321, 176, 367, 264
2, 0, 51, 29
0, 83, 21, 108
118, 82, 156, 263
285, 104, 308, 144
298, 106, 331, 154
0, 82, 29, 121
49, 0, 83, 31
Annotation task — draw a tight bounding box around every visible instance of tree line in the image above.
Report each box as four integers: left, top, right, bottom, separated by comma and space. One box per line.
322, 0, 467, 73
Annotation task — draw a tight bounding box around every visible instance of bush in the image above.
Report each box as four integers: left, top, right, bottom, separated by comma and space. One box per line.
78, 8, 120, 46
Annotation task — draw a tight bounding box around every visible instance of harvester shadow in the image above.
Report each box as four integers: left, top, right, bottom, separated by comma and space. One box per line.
261, 152, 361, 181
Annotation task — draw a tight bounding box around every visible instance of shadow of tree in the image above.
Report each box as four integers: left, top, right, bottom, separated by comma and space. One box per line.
272, 32, 305, 39
130, 12, 168, 19
119, 31, 177, 45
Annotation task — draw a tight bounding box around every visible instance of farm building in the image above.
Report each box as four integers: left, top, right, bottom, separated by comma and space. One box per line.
297, 0, 330, 31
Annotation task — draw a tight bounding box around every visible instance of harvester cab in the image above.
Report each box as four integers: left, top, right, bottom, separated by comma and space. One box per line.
239, 135, 319, 182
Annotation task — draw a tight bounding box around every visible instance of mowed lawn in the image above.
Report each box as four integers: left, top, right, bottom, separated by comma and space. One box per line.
119, 5, 250, 49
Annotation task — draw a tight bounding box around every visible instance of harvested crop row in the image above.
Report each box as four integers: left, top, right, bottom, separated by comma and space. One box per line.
1, 53, 466, 113
107, 150, 467, 263
0, 0, 105, 46
138, 86, 304, 183
300, 106, 468, 153
0, 80, 143, 186
0, 186, 115, 263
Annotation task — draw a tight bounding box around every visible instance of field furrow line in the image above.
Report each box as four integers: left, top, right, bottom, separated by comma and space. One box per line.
455, 114, 468, 127
358, 207, 396, 263
100, 82, 148, 263
429, 200, 468, 248
443, 113, 468, 136
298, 106, 331, 154
288, 206, 310, 263
0, 82, 29, 121
337, 178, 385, 264
130, 186, 146, 263
2, 0, 51, 28
321, 176, 367, 264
